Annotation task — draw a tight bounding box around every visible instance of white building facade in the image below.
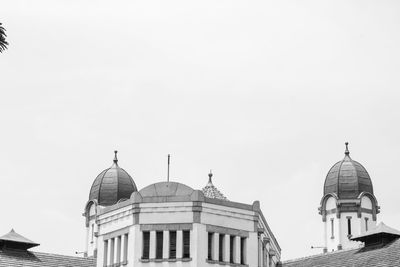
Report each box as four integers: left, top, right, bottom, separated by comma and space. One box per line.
83, 153, 281, 267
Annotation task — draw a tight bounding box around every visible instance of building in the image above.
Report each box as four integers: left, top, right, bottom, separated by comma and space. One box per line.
83, 151, 281, 267
280, 143, 400, 267
1, 143, 399, 267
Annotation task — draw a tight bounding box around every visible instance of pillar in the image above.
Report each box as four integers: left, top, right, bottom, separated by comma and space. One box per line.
223, 234, 230, 262
234, 236, 241, 264
177, 230, 183, 259
150, 231, 156, 259
163, 230, 169, 259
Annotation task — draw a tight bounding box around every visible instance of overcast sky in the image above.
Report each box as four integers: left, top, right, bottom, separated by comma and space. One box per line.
1, 0, 400, 261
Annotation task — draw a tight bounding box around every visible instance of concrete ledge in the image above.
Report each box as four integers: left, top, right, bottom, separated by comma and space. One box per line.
140, 258, 192, 263
206, 259, 249, 267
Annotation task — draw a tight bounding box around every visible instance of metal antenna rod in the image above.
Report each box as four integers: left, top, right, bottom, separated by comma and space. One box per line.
167, 154, 170, 182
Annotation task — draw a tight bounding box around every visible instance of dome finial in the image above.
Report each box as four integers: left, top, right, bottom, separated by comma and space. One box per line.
345, 142, 350, 156
113, 150, 118, 164
208, 170, 213, 183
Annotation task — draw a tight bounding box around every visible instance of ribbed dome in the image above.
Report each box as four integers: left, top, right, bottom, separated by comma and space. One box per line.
89, 151, 137, 206
202, 172, 227, 200
324, 143, 373, 199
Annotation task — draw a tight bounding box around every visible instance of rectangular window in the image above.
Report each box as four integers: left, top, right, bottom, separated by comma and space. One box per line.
219, 234, 224, 262
240, 237, 246, 264
208, 232, 213, 260
182, 230, 190, 258
169, 231, 177, 259
330, 218, 334, 238
123, 234, 128, 263
365, 217, 369, 232
156, 231, 163, 259
347, 217, 352, 236
229, 236, 235, 263
142, 231, 150, 259
103, 240, 108, 267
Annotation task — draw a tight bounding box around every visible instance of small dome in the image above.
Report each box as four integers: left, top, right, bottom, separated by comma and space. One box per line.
139, 181, 194, 198
202, 172, 227, 200
89, 151, 137, 206
324, 143, 373, 199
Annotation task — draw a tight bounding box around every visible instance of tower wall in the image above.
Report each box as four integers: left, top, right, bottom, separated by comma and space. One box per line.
322, 195, 378, 252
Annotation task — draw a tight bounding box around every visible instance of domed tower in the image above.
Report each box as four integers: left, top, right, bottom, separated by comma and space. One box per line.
83, 151, 137, 257
319, 143, 380, 252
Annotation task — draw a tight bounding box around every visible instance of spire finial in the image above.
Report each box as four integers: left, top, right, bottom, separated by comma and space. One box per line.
345, 142, 349, 156
208, 170, 213, 183
167, 154, 170, 182
113, 150, 118, 164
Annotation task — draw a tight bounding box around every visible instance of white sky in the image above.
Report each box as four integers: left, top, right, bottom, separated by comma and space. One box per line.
1, 0, 400, 261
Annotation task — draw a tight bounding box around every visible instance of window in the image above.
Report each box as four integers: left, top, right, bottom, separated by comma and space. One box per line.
156, 231, 163, 259
208, 232, 213, 260
123, 234, 128, 263
142, 231, 150, 259
103, 240, 108, 267
219, 234, 224, 262
365, 218, 369, 232
240, 237, 246, 264
347, 217, 352, 237
330, 219, 334, 239
182, 230, 190, 258
229, 236, 235, 263
169, 231, 177, 259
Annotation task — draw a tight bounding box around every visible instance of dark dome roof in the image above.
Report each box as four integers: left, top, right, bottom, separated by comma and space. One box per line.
89, 151, 137, 206
324, 143, 374, 199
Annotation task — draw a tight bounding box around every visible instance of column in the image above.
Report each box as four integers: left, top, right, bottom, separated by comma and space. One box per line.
108, 238, 114, 266
234, 236, 241, 264
177, 230, 183, 259
223, 234, 230, 263
103, 240, 108, 267
212, 233, 219, 261
163, 230, 169, 259
115, 236, 121, 264
121, 235, 126, 263
323, 222, 328, 253
150, 231, 156, 259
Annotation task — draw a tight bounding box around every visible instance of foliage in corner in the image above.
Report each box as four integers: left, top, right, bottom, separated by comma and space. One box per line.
0, 23, 9, 53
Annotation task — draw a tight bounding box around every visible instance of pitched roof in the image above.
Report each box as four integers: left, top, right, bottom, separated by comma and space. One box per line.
281, 237, 400, 267
0, 249, 95, 267
352, 222, 400, 242
0, 229, 39, 250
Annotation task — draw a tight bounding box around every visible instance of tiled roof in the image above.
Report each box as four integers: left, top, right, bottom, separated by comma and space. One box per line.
0, 249, 95, 267
281, 237, 400, 267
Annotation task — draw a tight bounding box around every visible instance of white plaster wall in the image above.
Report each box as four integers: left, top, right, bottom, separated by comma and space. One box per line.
324, 213, 339, 252
338, 212, 360, 250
